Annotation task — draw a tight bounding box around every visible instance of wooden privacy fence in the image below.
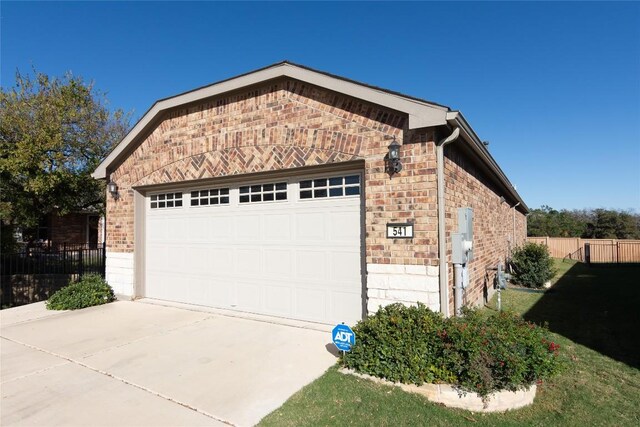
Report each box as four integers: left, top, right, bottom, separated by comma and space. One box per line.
527, 237, 640, 263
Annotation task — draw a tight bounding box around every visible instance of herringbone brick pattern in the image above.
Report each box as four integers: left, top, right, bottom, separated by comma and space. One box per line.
107, 78, 439, 265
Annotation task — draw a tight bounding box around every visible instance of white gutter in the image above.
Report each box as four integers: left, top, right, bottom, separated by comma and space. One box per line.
512, 202, 521, 251
436, 127, 460, 318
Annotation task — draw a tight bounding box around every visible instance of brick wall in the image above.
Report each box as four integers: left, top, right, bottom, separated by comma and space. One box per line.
105, 76, 525, 313
49, 213, 87, 244
107, 79, 440, 270
443, 144, 527, 312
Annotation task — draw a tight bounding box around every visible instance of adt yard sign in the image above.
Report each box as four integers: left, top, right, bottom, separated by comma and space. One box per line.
332, 324, 356, 352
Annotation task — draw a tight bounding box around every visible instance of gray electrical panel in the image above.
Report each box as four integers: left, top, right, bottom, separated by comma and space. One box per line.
452, 207, 474, 264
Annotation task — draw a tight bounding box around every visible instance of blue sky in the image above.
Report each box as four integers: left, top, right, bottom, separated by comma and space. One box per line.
2, 1, 639, 211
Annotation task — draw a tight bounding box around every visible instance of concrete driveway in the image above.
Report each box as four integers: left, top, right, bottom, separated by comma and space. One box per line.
1, 301, 337, 426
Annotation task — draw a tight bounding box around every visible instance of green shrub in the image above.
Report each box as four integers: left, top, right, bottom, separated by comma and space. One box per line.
510, 242, 556, 288
46, 274, 115, 310
341, 304, 563, 398
343, 303, 449, 385
440, 309, 563, 397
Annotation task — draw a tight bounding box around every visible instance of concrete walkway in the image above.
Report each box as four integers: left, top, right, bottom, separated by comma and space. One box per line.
1, 301, 337, 426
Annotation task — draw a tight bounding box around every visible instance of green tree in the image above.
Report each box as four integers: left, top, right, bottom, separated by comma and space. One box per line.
0, 70, 130, 247
527, 205, 639, 239
585, 209, 639, 239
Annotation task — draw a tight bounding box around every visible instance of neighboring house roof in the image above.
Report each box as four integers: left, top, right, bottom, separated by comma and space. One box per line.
93, 61, 527, 212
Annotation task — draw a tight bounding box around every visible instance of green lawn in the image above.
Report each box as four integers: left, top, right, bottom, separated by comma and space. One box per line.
260, 260, 640, 426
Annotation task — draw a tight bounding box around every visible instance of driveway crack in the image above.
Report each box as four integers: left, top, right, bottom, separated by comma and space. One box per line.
0, 336, 236, 426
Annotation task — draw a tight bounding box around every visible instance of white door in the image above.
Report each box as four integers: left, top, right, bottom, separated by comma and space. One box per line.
144, 171, 363, 325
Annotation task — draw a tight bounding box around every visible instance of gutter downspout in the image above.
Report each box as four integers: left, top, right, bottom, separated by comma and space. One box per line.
436, 127, 460, 318
512, 202, 521, 250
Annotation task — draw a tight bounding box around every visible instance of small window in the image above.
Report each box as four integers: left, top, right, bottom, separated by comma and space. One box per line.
190, 188, 230, 207
298, 175, 361, 200
239, 182, 287, 203
150, 192, 183, 209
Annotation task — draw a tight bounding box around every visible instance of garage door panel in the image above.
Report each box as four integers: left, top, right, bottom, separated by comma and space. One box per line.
208, 216, 234, 240
296, 250, 328, 280
167, 217, 186, 241
330, 212, 361, 241
210, 248, 234, 272
263, 285, 292, 316
330, 290, 362, 325
236, 215, 261, 239
145, 171, 363, 325
210, 279, 232, 307
265, 249, 292, 277
188, 217, 208, 241
296, 213, 325, 240
186, 247, 210, 275
146, 272, 167, 299
236, 249, 261, 275
264, 214, 292, 241
146, 246, 167, 272
185, 277, 209, 305
147, 217, 168, 242
236, 282, 261, 311
330, 251, 361, 282
165, 246, 187, 272
296, 287, 327, 321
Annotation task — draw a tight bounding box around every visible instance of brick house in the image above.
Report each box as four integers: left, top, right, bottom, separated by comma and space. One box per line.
93, 62, 527, 324
25, 212, 103, 248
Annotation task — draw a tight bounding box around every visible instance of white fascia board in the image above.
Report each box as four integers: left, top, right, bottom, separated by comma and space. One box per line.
93, 63, 448, 179
446, 111, 529, 212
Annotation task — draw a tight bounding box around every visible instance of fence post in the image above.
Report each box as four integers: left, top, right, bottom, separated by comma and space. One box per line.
102, 241, 106, 278
585, 243, 591, 265
78, 248, 84, 280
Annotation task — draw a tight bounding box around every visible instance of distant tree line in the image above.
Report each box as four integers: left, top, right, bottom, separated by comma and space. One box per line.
527, 206, 640, 239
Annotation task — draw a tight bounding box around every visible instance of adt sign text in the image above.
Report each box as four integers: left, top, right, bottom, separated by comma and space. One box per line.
332, 324, 356, 352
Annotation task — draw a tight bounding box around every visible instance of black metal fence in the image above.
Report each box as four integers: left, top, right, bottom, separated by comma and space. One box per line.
0, 243, 106, 309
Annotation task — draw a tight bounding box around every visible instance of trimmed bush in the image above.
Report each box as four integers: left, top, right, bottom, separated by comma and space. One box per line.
46, 274, 115, 310
511, 242, 555, 288
341, 304, 563, 398
343, 303, 450, 385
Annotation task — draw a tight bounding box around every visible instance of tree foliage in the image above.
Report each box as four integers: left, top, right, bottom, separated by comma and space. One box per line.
527, 205, 639, 239
0, 69, 130, 236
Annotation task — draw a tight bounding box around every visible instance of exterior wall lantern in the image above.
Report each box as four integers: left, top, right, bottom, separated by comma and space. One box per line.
387, 138, 402, 175
107, 180, 119, 199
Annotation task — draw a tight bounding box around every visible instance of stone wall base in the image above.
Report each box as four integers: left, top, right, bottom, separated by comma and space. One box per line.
366, 263, 440, 313
340, 368, 536, 413
105, 252, 134, 296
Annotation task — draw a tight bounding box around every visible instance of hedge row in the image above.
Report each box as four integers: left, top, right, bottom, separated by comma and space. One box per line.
341, 303, 563, 398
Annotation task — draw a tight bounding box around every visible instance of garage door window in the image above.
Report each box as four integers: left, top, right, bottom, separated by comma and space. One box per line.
239, 182, 287, 203
299, 175, 360, 199
190, 188, 230, 206
150, 192, 183, 209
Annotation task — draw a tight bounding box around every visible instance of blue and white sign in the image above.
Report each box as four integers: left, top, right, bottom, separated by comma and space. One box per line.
332, 323, 356, 352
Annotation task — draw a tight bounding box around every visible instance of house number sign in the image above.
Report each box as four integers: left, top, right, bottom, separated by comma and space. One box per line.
386, 223, 414, 239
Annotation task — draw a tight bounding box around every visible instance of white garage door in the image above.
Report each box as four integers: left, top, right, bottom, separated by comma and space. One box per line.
144, 171, 363, 325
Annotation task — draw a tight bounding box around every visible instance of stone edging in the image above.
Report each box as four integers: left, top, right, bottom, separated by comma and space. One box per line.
339, 368, 536, 412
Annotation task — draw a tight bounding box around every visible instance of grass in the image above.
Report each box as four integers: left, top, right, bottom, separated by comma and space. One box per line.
259, 260, 640, 426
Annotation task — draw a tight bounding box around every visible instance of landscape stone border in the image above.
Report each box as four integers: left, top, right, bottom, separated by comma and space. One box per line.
339, 368, 536, 412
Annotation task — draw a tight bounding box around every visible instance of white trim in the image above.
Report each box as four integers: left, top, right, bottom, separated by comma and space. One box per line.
93, 62, 448, 179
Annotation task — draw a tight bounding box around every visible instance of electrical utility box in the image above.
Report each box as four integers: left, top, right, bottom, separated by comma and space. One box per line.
452, 207, 474, 265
